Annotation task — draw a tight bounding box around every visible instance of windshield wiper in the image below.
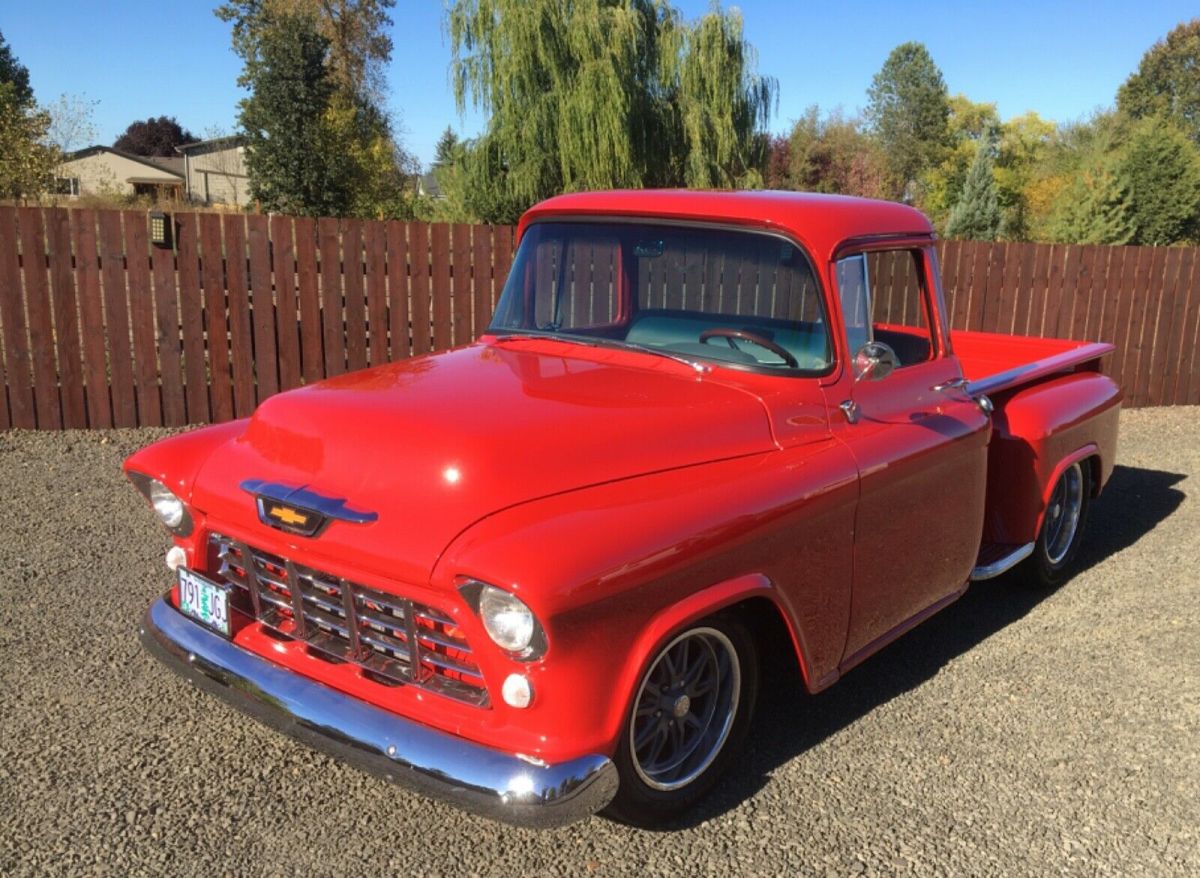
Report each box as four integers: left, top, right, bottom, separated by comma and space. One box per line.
489, 331, 710, 374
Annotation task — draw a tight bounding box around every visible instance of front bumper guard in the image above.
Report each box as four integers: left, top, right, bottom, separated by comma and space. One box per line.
139, 596, 618, 828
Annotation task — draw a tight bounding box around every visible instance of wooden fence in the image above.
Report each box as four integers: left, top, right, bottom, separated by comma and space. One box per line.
0, 206, 1197, 430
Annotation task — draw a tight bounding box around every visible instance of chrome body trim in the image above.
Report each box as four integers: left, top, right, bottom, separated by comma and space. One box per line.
970, 542, 1035, 581
139, 596, 619, 828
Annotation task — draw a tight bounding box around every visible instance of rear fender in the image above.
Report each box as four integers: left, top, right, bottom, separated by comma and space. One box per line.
982, 372, 1120, 545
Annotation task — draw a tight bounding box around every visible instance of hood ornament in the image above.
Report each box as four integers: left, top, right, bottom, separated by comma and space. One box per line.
240, 479, 378, 537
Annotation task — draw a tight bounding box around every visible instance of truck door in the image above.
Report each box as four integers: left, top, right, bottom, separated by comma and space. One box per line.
829, 246, 990, 666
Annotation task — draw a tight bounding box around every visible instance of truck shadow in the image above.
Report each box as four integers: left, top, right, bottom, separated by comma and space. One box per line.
662, 463, 1187, 830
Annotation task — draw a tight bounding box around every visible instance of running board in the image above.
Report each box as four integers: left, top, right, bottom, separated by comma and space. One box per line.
970, 542, 1035, 581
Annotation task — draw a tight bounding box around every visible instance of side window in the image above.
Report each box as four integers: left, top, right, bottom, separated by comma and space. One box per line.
836, 255, 871, 357
836, 249, 935, 368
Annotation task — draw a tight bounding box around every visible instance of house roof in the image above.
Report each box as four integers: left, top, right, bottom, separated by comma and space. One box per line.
176, 135, 247, 154
64, 146, 185, 179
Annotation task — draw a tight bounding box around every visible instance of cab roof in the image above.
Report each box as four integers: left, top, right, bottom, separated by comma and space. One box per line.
518, 190, 934, 263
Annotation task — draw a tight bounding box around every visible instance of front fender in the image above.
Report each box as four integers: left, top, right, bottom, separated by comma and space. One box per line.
432, 439, 858, 761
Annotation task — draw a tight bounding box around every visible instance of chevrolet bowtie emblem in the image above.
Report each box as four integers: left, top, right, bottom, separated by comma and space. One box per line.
240, 479, 378, 538
267, 505, 309, 527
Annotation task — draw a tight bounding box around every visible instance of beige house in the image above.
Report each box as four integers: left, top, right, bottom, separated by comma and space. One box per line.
178, 136, 249, 207
55, 147, 184, 198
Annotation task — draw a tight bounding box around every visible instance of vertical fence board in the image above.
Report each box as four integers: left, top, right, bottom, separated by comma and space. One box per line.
176, 214, 209, 423
494, 226, 513, 313
1097, 247, 1125, 350
221, 215, 255, 417
98, 211, 137, 427
979, 243, 1006, 333
993, 242, 1021, 335
431, 224, 453, 351
71, 211, 111, 427
45, 209, 86, 428
0, 207, 35, 428
1069, 245, 1100, 343
318, 217, 346, 378
1173, 253, 1200, 405
199, 213, 233, 422
1147, 249, 1188, 407
270, 215, 301, 393
451, 223, 472, 345
248, 214, 279, 400
1110, 245, 1143, 392
1128, 247, 1166, 407
472, 226, 493, 335
123, 212, 163, 427
365, 222, 388, 366
294, 217, 323, 384
386, 221, 411, 360
18, 209, 62, 428
409, 222, 432, 354
151, 236, 186, 427
938, 240, 961, 324
342, 219, 368, 372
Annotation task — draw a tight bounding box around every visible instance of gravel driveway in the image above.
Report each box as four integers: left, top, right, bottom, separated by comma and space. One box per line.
1, 408, 1196, 877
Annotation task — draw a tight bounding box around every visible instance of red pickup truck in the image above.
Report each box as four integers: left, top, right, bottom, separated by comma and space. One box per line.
130, 191, 1120, 828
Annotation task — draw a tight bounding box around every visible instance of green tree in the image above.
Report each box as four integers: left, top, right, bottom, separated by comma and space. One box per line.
0, 30, 58, 200
0, 30, 33, 106
1049, 159, 1135, 245
778, 106, 888, 197
433, 127, 460, 168
1116, 115, 1200, 244
446, 0, 775, 222
920, 94, 1000, 225
1117, 19, 1200, 145
238, 13, 354, 215
866, 42, 951, 199
219, 0, 415, 217
945, 137, 1001, 240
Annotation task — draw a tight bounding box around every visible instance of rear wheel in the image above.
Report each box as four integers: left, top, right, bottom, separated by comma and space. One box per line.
1025, 460, 1091, 587
605, 616, 758, 826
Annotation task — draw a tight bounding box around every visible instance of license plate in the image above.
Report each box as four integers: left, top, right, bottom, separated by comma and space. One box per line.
178, 568, 231, 637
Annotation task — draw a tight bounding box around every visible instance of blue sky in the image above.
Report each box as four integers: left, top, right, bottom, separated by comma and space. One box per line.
3, 1, 1197, 167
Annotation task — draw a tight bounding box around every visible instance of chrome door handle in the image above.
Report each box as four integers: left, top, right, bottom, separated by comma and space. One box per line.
839, 400, 860, 424
931, 377, 969, 393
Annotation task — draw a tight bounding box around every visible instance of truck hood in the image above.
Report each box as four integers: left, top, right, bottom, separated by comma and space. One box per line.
190, 341, 776, 586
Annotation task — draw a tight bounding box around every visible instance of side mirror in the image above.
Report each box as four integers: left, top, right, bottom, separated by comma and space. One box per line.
853, 341, 898, 383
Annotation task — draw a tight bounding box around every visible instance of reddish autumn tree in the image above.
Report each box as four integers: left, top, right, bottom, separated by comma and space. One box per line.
113, 116, 198, 156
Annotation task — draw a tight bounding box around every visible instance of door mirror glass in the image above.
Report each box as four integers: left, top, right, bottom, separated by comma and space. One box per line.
853, 341, 899, 383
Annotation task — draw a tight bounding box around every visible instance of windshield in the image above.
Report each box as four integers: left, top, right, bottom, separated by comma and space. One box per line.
488, 221, 833, 374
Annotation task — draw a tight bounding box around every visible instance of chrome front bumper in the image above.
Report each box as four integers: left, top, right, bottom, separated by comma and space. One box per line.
139, 596, 618, 828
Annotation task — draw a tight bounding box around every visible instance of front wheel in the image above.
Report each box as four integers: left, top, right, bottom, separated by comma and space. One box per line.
1024, 460, 1091, 588
605, 615, 758, 826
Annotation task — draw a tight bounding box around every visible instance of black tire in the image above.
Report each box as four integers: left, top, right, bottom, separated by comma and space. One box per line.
1024, 460, 1092, 588
604, 614, 758, 827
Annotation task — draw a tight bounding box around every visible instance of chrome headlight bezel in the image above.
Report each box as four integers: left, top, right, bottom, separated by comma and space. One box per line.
459, 579, 547, 661
128, 471, 194, 537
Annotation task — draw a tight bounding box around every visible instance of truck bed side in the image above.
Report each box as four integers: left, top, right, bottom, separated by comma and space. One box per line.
952, 330, 1122, 564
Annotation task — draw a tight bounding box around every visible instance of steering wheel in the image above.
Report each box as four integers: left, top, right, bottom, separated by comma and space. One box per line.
699, 328, 799, 367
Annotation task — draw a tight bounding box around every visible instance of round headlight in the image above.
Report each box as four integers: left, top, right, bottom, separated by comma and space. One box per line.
479, 585, 535, 653
149, 479, 186, 529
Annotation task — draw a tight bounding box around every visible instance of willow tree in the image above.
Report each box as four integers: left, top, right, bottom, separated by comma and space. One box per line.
445, 0, 775, 222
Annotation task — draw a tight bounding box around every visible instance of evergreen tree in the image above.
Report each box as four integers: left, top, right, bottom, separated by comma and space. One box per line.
1118, 19, 1200, 146
865, 42, 951, 199
0, 30, 33, 106
1116, 115, 1200, 244
433, 127, 460, 168
1050, 160, 1135, 245
238, 13, 354, 216
945, 137, 1001, 240
220, 0, 414, 218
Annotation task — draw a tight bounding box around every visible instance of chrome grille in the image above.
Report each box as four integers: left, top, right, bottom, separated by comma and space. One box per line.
209, 533, 488, 707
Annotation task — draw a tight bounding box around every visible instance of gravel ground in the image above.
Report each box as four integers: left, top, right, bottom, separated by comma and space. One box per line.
0, 407, 1197, 877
